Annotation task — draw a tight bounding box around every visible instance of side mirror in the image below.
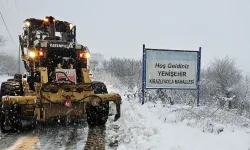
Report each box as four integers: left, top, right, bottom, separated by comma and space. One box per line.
24, 30, 28, 36
23, 27, 28, 35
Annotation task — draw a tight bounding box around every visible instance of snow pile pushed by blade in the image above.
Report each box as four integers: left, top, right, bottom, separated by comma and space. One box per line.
105, 85, 161, 150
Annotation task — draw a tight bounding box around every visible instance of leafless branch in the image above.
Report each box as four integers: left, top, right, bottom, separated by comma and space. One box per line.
0, 36, 7, 47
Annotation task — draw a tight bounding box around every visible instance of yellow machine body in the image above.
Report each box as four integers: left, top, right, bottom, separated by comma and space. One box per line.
1, 67, 121, 122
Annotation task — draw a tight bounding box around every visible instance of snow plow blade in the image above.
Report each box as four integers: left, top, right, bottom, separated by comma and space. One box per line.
1, 96, 37, 105
1, 93, 121, 121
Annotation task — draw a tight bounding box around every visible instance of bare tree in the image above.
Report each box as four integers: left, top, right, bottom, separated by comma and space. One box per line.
202, 56, 242, 108
0, 53, 18, 75
0, 36, 17, 75
206, 56, 242, 96
0, 35, 7, 47
238, 75, 250, 115
96, 57, 142, 89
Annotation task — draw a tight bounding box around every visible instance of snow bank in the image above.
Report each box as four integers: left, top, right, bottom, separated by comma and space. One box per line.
155, 103, 250, 134
105, 85, 161, 150
104, 85, 250, 150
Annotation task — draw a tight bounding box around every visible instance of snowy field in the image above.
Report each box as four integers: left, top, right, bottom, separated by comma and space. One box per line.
0, 76, 250, 150
106, 84, 250, 150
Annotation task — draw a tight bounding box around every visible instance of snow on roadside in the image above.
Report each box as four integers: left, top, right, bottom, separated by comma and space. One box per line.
147, 102, 250, 150
105, 85, 250, 150
105, 86, 161, 150
155, 103, 250, 133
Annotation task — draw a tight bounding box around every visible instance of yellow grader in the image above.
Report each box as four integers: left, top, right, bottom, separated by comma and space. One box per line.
0, 16, 121, 133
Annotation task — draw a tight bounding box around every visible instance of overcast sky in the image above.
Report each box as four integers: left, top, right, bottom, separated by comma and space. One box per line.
0, 0, 249, 74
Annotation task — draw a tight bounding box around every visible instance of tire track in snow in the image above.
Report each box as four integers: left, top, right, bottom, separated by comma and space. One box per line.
0, 121, 89, 150
84, 125, 106, 150
1, 136, 40, 150
0, 121, 118, 150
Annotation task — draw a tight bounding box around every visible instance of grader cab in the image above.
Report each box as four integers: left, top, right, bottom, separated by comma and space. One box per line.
0, 16, 121, 133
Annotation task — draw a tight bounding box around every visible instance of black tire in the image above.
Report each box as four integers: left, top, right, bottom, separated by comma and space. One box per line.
0, 85, 3, 121
0, 81, 23, 133
91, 81, 108, 94
0, 81, 22, 96
0, 81, 22, 118
1, 104, 22, 133
7, 79, 15, 82
14, 74, 23, 82
86, 81, 109, 126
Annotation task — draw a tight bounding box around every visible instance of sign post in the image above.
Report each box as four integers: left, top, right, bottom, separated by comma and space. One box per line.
141, 44, 201, 106
142, 44, 146, 104
197, 47, 202, 106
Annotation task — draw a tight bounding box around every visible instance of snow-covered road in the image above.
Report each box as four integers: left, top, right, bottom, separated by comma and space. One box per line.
0, 121, 89, 150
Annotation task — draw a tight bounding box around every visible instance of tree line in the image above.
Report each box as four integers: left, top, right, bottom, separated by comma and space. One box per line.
94, 56, 250, 118
0, 35, 19, 76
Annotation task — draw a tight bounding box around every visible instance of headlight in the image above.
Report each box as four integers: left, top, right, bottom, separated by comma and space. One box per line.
78, 52, 90, 59
44, 18, 49, 22
69, 23, 74, 30
85, 53, 90, 58
25, 21, 30, 27
29, 51, 36, 58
